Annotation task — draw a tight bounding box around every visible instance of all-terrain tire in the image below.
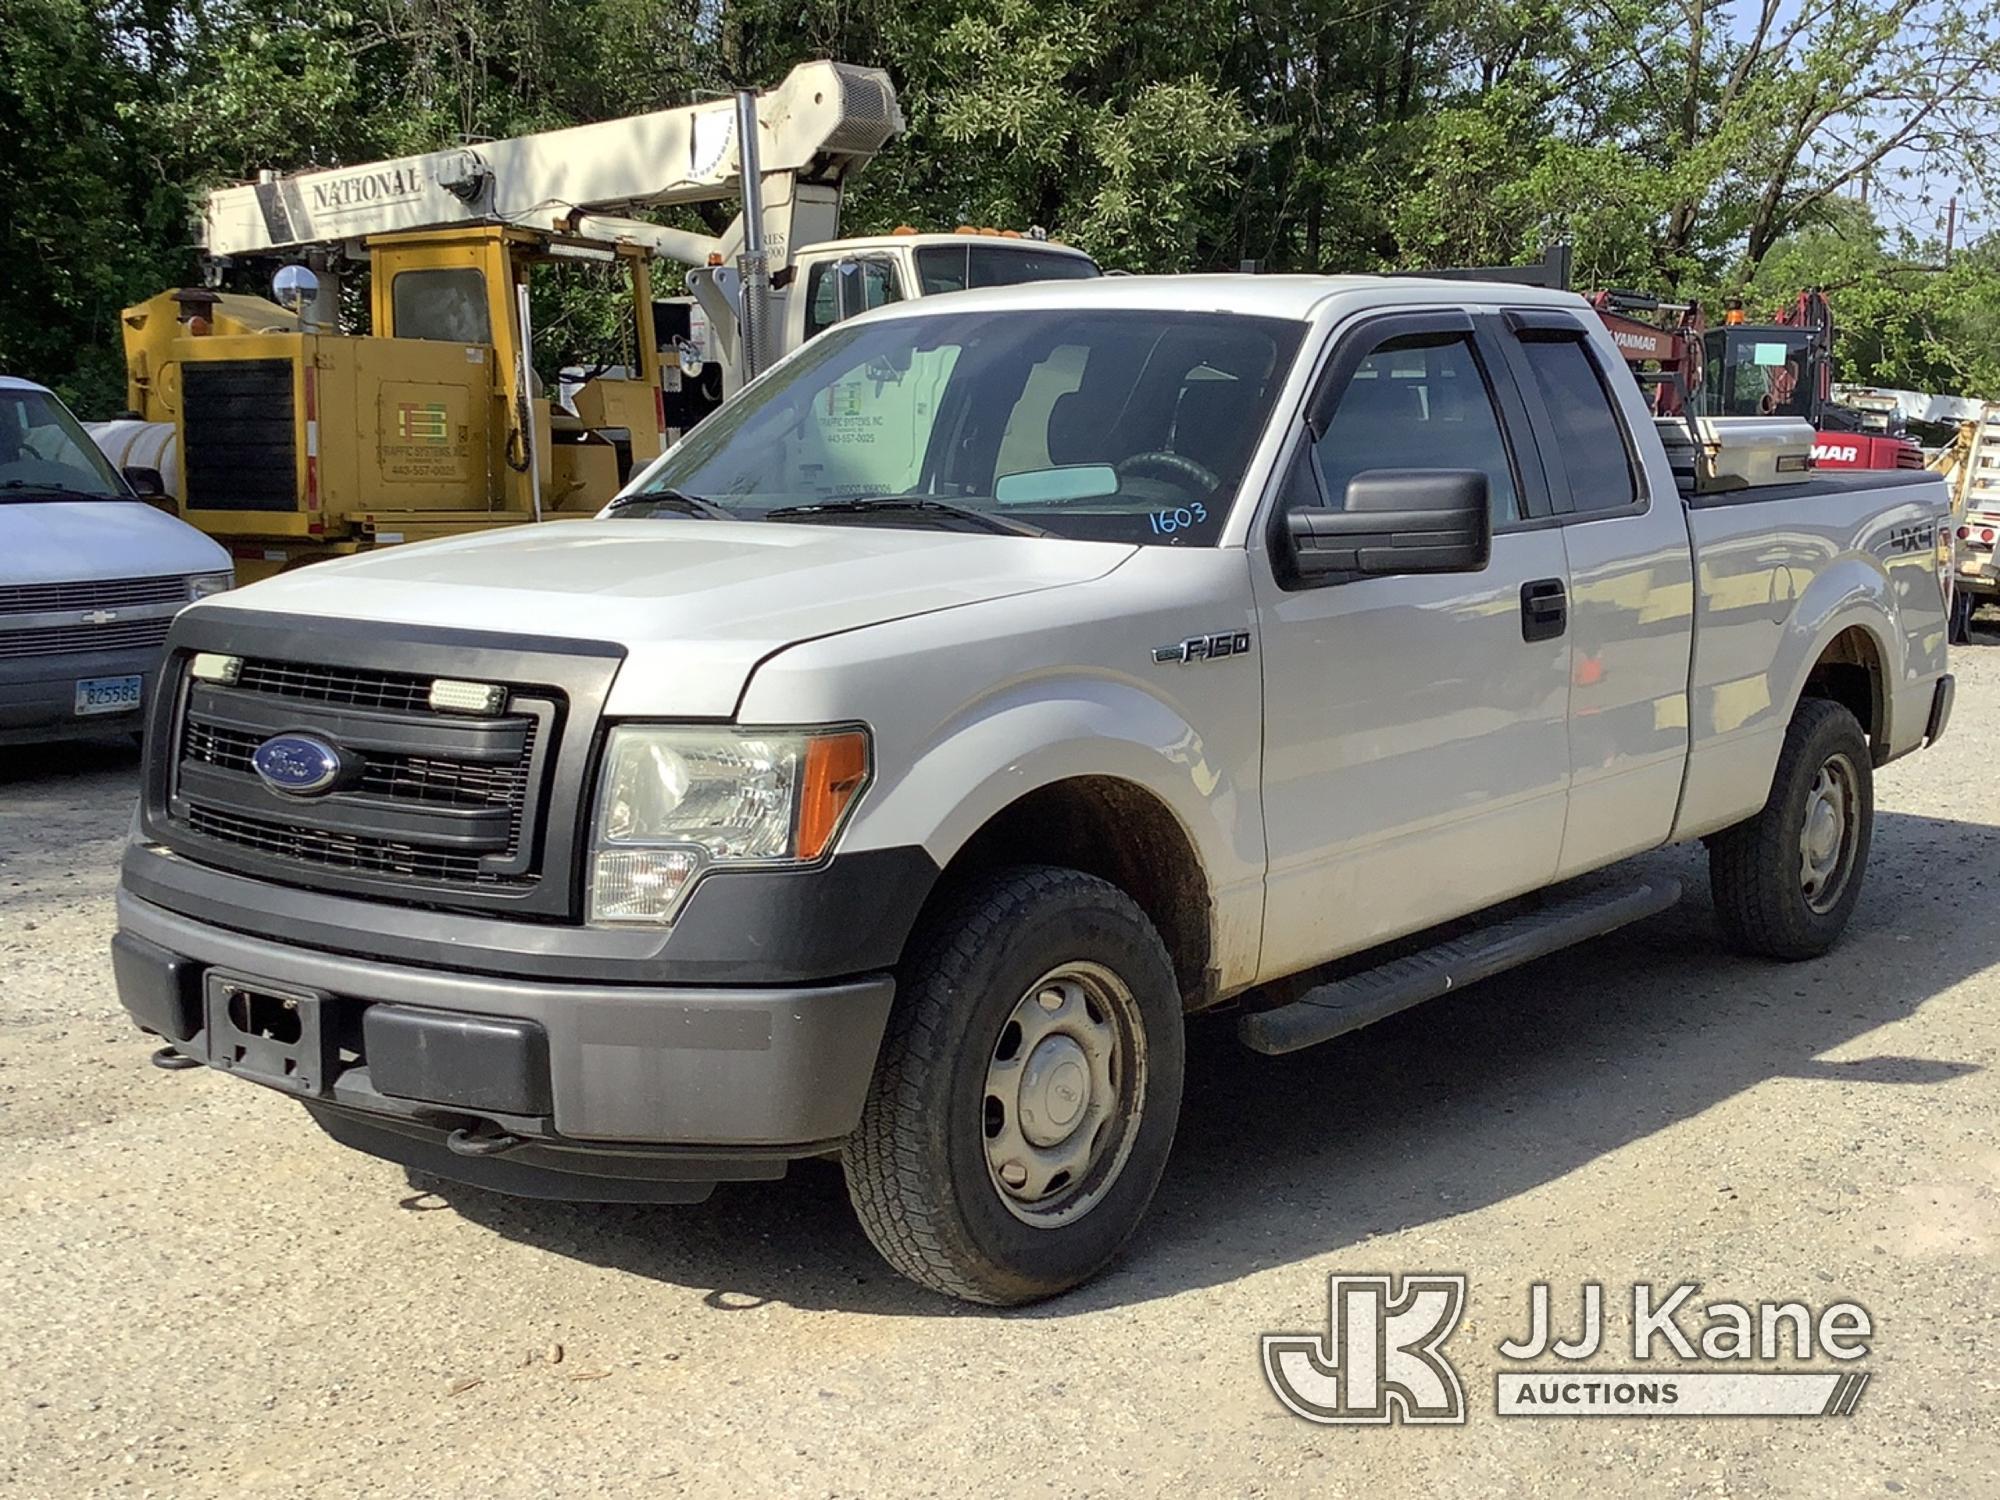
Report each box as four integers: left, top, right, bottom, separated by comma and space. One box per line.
1709, 697, 1873, 961
842, 865, 1185, 1305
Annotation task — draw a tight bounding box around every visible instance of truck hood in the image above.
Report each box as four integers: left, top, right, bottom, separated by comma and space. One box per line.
198, 518, 1136, 717
1, 500, 230, 585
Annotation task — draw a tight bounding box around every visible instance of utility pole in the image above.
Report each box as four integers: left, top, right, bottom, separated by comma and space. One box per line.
1945, 195, 1957, 267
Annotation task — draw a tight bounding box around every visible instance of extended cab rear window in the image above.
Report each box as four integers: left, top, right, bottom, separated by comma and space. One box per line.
1517, 340, 1639, 512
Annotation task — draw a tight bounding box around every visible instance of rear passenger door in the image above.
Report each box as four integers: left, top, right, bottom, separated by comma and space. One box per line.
1252, 310, 1575, 981
1492, 310, 1695, 878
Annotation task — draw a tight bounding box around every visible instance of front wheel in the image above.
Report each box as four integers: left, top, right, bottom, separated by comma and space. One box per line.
842, 865, 1185, 1305
1708, 697, 1873, 960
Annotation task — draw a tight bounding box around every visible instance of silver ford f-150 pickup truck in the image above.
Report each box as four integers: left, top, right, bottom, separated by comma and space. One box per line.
114, 275, 1953, 1304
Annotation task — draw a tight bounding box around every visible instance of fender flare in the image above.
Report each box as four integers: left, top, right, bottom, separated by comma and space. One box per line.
839, 675, 1263, 990
1773, 559, 1899, 745
850, 679, 1238, 869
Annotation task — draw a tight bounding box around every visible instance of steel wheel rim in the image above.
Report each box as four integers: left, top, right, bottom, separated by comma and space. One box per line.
1799, 751, 1859, 914
981, 961, 1148, 1228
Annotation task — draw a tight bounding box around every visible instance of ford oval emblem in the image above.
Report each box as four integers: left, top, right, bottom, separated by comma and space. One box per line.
251, 732, 345, 796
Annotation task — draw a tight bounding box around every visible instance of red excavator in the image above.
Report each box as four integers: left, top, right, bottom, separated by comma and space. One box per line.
1422, 251, 1923, 472
1695, 290, 1922, 470
1585, 289, 1705, 415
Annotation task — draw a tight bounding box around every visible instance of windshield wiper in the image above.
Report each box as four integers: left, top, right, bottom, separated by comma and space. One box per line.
762, 496, 1050, 538
0, 480, 119, 502
606, 487, 739, 522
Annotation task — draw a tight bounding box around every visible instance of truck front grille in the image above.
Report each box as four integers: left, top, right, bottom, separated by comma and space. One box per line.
183, 719, 538, 810
231, 658, 439, 714
165, 655, 558, 904
0, 576, 187, 615
181, 359, 297, 512
144, 616, 622, 921
0, 617, 174, 659
184, 804, 529, 887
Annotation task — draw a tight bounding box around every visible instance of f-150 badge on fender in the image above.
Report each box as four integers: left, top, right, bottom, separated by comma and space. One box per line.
1154, 631, 1253, 665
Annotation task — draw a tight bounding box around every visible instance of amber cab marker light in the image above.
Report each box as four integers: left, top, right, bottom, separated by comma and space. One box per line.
797, 731, 870, 861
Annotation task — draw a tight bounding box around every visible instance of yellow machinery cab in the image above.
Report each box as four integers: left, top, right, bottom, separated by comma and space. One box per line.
118, 225, 666, 580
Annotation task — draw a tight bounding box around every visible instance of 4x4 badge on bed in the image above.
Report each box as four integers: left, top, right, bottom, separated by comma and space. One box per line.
1154, 630, 1252, 665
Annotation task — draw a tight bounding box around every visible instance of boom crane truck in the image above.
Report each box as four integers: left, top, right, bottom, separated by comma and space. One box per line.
91, 62, 1098, 578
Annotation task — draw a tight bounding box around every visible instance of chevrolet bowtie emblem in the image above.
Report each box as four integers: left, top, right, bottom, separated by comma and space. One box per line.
80, 610, 118, 624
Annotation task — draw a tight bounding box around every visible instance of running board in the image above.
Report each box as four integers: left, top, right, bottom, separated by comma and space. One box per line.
1237, 877, 1684, 1056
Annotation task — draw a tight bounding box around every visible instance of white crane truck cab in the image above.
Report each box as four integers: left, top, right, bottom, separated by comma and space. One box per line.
0, 377, 231, 745
659, 232, 1100, 429
112, 275, 1953, 1304
779, 232, 1100, 344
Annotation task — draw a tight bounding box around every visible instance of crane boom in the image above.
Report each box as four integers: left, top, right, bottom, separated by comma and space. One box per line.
200, 61, 901, 266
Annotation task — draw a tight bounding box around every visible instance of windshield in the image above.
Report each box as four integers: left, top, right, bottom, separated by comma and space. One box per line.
1699, 329, 1813, 420
623, 308, 1304, 546
0, 388, 125, 501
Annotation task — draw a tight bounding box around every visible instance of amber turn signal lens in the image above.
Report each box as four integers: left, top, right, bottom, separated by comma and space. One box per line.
797, 731, 870, 861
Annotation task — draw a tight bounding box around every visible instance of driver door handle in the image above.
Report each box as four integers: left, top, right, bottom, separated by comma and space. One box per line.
1520, 578, 1567, 642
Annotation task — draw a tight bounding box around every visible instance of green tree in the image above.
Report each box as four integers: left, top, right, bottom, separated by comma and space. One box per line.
4, 0, 1999, 408
1744, 204, 2000, 398
0, 0, 184, 409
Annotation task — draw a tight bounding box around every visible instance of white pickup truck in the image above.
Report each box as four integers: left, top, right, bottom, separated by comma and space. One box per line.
114, 275, 1953, 1304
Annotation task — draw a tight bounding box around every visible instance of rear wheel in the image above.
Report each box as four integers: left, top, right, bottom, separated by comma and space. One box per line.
1709, 697, 1872, 960
842, 865, 1184, 1305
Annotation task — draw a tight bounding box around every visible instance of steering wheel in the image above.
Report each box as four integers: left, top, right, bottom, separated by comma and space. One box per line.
1115, 450, 1220, 494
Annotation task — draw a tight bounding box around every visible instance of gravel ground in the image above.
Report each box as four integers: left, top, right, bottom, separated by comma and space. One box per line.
2, 651, 1997, 1499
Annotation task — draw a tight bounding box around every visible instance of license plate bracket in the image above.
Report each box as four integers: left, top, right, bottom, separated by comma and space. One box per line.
74, 674, 143, 716
204, 973, 333, 1096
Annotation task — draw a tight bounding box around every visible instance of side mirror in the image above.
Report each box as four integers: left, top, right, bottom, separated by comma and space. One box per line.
1283, 468, 1491, 581
122, 465, 166, 499
272, 263, 320, 314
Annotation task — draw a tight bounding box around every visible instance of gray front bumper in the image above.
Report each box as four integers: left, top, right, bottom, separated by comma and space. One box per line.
116, 890, 896, 1152
0, 643, 167, 743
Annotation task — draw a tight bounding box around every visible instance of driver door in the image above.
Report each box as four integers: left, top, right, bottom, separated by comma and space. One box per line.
1251, 310, 1574, 981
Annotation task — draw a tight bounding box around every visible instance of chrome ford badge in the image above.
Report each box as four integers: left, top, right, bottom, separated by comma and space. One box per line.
250, 732, 345, 795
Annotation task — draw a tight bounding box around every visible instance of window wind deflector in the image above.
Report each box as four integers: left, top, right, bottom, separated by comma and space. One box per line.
1504, 308, 1592, 341
1304, 311, 1475, 438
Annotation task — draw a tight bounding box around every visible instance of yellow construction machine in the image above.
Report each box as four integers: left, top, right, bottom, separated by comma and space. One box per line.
94, 64, 914, 578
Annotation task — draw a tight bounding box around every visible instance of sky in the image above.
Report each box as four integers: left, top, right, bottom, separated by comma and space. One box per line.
1724, 0, 1991, 252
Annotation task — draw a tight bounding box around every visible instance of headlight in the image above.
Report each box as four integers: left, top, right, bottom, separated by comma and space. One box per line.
587, 725, 870, 925
186, 571, 234, 603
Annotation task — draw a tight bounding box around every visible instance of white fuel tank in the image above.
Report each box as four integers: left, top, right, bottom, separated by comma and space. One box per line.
85, 419, 182, 502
